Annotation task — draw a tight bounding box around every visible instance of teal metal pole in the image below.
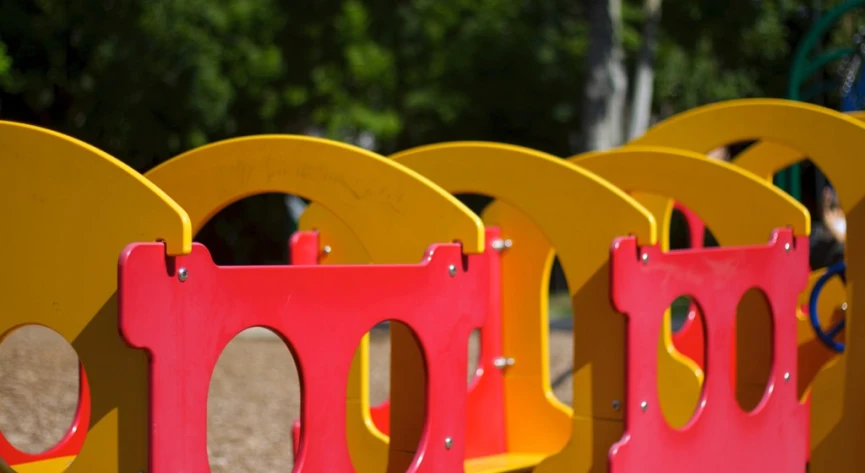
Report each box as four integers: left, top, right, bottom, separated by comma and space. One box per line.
785, 0, 865, 203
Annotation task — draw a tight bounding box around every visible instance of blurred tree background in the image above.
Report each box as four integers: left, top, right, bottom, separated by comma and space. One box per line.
0, 0, 862, 264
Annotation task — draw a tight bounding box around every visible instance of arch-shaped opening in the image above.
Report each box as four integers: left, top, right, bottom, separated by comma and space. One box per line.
454, 193, 494, 218
207, 327, 300, 473
735, 288, 774, 413
571, 147, 808, 247
658, 295, 706, 429
196, 193, 301, 266
0, 325, 84, 459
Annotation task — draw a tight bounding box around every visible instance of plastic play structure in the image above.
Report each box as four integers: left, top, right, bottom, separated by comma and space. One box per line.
0, 98, 861, 473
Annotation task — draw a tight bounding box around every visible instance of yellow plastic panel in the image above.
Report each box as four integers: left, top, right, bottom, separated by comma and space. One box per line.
145, 135, 483, 260
0, 121, 191, 473
480, 201, 572, 453
7, 457, 76, 473
733, 110, 865, 180
629, 99, 865, 471
392, 143, 655, 473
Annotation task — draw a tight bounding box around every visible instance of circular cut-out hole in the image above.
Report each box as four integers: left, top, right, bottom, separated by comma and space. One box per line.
207, 328, 298, 473
735, 288, 774, 413
0, 325, 82, 456
658, 295, 705, 429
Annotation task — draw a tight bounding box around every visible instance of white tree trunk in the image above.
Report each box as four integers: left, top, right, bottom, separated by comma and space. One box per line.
582, 0, 628, 151
627, 0, 663, 140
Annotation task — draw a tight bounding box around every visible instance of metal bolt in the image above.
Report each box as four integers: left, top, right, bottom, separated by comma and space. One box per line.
448, 264, 458, 277
491, 238, 513, 252
783, 372, 791, 383
322, 245, 332, 255
178, 267, 188, 282
641, 253, 649, 265
612, 400, 621, 411
640, 400, 648, 412
493, 357, 515, 369
444, 437, 453, 449
842, 302, 849, 311
784, 242, 791, 252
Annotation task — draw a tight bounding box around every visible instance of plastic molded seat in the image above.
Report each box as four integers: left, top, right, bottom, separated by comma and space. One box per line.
464, 452, 547, 473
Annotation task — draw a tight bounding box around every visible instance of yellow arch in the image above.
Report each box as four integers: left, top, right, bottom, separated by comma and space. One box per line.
0, 121, 190, 473
734, 110, 865, 180
572, 146, 809, 244
145, 135, 483, 260
302, 142, 656, 473
144, 135, 482, 473
630, 99, 865, 472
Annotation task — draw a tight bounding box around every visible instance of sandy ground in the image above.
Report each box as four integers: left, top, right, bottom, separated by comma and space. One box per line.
0, 326, 575, 472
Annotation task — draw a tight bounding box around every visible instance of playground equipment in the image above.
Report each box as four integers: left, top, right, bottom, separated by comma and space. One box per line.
0, 98, 862, 473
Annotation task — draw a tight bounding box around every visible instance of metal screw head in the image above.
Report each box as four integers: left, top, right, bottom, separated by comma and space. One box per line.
641, 253, 649, 265
178, 267, 189, 282
491, 239, 514, 252
783, 372, 791, 383
842, 302, 849, 311
444, 437, 453, 449
448, 264, 458, 277
493, 357, 515, 369
784, 242, 792, 252
612, 400, 621, 411
640, 400, 649, 412
322, 245, 332, 255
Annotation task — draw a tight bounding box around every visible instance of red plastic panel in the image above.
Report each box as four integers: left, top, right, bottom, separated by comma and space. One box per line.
608, 229, 809, 473
118, 242, 485, 473
0, 364, 91, 467
289, 230, 320, 265
289, 228, 508, 459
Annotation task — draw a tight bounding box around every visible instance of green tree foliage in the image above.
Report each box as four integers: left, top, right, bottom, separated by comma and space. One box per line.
1, 0, 861, 263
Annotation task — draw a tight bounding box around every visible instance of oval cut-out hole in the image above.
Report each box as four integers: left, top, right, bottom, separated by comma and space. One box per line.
468, 329, 481, 385
196, 193, 300, 265
548, 258, 574, 406
735, 288, 774, 413
352, 321, 426, 473
207, 328, 298, 473
0, 325, 82, 456
658, 295, 705, 429
368, 323, 391, 408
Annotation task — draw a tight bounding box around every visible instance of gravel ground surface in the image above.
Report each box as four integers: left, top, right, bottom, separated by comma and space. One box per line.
0, 325, 575, 472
